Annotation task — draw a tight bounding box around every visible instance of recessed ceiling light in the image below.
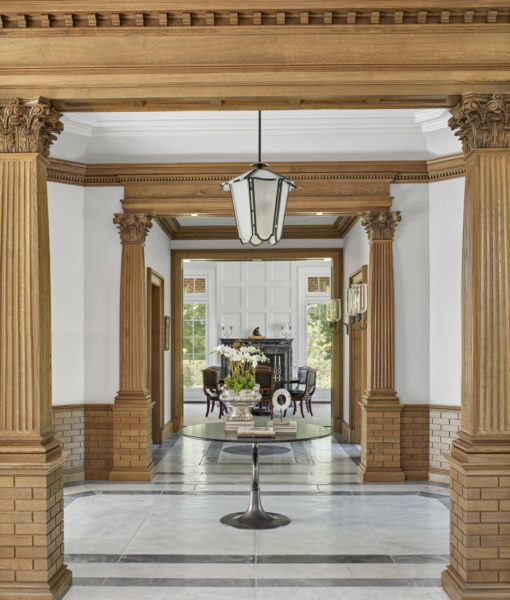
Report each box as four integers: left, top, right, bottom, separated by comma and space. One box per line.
191, 213, 198, 217
316, 212, 324, 216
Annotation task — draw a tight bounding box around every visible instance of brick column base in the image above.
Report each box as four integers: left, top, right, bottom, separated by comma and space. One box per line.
110, 397, 156, 482
442, 456, 510, 600
357, 396, 405, 482
0, 459, 72, 600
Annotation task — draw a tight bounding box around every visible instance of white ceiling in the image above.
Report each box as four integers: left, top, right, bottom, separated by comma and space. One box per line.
52, 109, 461, 163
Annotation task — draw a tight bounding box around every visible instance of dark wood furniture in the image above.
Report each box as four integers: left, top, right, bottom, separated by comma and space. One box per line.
254, 368, 275, 416
286, 367, 317, 418
202, 366, 227, 418
220, 338, 293, 385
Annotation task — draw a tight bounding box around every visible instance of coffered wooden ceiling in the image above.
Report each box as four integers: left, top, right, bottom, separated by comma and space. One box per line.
0, 1, 509, 112
157, 216, 358, 240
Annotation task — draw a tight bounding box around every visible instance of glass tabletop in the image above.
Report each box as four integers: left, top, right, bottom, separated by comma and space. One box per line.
180, 420, 331, 444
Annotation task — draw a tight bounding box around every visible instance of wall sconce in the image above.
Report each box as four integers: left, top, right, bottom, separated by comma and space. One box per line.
326, 299, 342, 331
344, 283, 368, 334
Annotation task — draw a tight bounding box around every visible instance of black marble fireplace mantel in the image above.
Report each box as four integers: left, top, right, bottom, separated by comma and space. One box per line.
219, 338, 293, 383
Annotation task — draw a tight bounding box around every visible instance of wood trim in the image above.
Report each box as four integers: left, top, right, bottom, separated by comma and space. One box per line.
162, 419, 174, 442
147, 268, 165, 445
170, 248, 343, 432
47, 155, 465, 188
348, 265, 368, 444
160, 221, 353, 241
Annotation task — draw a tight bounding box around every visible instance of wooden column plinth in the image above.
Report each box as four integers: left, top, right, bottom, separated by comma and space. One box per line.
0, 100, 70, 599
0, 461, 72, 600
110, 395, 156, 482
443, 94, 510, 599
357, 395, 405, 482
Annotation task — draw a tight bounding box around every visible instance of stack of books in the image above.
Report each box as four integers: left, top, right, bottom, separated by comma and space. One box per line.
271, 420, 298, 433
224, 419, 255, 433
237, 426, 276, 438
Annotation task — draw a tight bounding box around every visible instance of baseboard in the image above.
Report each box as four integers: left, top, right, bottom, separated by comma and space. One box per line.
162, 419, 174, 441
63, 466, 85, 483
429, 467, 450, 483
403, 469, 429, 481
85, 468, 111, 481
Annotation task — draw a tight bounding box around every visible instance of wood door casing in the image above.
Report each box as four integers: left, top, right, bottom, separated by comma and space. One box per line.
147, 268, 165, 445
348, 265, 368, 444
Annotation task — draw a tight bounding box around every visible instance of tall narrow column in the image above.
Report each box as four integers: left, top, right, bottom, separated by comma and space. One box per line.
110, 213, 156, 482
0, 99, 71, 599
442, 93, 510, 600
357, 211, 405, 482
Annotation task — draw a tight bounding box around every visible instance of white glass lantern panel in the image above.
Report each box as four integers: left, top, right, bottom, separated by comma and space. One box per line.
252, 177, 280, 241
274, 181, 290, 244
360, 283, 368, 313
229, 180, 252, 244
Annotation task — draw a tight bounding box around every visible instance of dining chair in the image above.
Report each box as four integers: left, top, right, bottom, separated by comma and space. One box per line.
202, 366, 227, 418
255, 368, 275, 416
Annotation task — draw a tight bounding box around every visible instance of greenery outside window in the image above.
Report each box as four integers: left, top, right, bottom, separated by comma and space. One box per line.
306, 302, 332, 389
183, 303, 207, 387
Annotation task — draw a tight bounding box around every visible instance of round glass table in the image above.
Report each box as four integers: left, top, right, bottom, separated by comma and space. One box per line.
180, 421, 331, 530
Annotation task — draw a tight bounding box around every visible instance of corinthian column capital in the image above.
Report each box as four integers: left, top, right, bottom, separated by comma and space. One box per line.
449, 92, 510, 154
113, 213, 153, 245
0, 98, 63, 158
361, 211, 401, 242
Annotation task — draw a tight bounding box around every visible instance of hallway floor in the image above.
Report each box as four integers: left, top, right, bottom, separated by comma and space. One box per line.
63, 430, 450, 599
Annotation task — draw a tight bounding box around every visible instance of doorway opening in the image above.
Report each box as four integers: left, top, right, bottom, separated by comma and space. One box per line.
171, 249, 343, 432
147, 268, 165, 444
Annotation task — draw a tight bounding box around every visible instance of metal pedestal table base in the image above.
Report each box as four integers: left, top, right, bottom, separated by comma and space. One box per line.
220, 442, 290, 529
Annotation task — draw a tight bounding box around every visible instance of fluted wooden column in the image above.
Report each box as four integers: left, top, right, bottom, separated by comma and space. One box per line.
357, 211, 405, 482
110, 213, 156, 482
0, 99, 71, 599
442, 93, 510, 600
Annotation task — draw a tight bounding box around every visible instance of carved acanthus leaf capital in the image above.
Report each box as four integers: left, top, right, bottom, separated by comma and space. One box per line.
0, 98, 63, 158
114, 213, 153, 245
449, 93, 510, 154
361, 211, 401, 241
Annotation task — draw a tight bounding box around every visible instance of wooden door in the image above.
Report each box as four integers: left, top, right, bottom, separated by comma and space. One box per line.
348, 265, 368, 444
147, 269, 165, 444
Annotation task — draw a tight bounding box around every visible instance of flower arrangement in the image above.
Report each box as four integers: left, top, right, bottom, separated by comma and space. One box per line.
213, 343, 269, 393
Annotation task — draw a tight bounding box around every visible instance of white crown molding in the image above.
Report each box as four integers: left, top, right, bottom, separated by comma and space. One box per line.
414, 108, 450, 133
63, 109, 437, 138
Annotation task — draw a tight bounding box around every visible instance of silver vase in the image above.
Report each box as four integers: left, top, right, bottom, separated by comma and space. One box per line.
222, 386, 261, 421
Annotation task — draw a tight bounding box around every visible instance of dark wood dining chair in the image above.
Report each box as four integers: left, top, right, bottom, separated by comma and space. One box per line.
286, 367, 317, 417
202, 366, 227, 418
255, 368, 275, 416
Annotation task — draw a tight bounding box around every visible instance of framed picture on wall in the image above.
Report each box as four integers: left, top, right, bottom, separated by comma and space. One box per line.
164, 316, 171, 351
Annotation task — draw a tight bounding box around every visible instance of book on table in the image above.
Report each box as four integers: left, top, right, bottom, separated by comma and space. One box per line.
224, 420, 255, 432
270, 420, 297, 431
237, 426, 276, 438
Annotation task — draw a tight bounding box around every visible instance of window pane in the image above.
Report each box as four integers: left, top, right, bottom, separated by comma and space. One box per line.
183, 302, 207, 388
307, 302, 332, 389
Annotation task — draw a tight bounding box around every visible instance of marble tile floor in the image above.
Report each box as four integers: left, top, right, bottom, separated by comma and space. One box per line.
63, 431, 450, 599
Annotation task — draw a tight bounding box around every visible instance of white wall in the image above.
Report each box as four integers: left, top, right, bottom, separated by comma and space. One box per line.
342, 221, 369, 420
145, 222, 173, 421
48, 183, 85, 405
429, 178, 464, 407
392, 184, 430, 405
83, 187, 123, 404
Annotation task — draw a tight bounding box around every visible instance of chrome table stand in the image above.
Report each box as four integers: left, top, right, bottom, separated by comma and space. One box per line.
220, 443, 290, 529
